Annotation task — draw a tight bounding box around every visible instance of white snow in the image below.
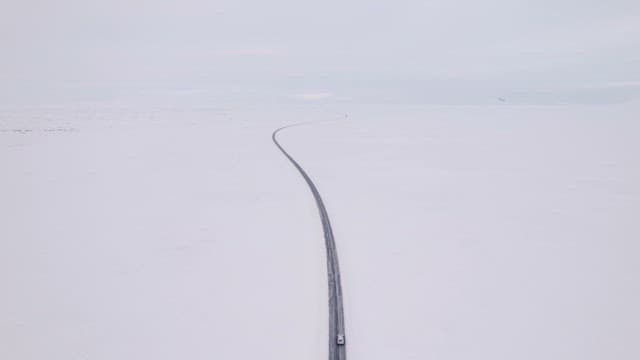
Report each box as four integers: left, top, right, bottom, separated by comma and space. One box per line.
0, 106, 328, 359
2, 102, 639, 359
276, 103, 640, 359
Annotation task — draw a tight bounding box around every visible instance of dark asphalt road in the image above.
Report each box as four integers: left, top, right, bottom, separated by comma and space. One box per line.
272, 125, 346, 360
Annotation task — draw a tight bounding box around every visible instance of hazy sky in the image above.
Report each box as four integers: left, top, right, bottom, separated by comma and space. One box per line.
1, 0, 639, 104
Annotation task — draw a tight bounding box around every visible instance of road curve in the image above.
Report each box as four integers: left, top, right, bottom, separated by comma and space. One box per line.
272, 124, 346, 360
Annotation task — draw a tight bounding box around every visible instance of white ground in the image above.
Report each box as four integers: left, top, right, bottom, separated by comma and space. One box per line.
2, 102, 639, 359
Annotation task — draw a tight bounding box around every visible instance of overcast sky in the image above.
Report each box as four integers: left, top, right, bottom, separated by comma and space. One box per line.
1, 0, 639, 104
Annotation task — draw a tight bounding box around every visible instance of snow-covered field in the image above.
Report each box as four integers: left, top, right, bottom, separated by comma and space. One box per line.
281, 103, 640, 359
2, 102, 639, 359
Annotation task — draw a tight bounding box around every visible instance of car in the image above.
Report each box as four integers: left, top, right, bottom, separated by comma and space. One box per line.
336, 334, 345, 345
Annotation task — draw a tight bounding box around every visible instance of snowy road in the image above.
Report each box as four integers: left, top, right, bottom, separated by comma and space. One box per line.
273, 125, 346, 360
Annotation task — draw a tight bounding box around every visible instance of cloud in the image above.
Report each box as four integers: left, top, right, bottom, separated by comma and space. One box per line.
208, 48, 286, 58
291, 92, 333, 101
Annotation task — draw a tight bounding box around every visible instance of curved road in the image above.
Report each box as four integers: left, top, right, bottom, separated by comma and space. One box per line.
272, 125, 346, 360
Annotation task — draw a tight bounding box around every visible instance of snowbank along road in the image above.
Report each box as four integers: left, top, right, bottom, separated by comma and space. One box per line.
272, 125, 347, 360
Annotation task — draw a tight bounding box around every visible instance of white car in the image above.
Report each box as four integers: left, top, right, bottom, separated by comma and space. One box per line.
336, 334, 345, 345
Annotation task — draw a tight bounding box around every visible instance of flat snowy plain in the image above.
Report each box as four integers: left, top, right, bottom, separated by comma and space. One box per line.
2, 102, 639, 359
